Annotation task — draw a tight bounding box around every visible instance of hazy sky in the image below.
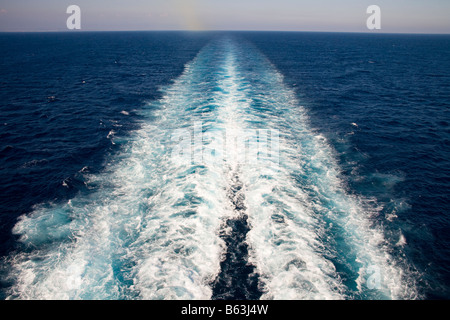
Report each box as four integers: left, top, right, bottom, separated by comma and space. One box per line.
0, 0, 449, 33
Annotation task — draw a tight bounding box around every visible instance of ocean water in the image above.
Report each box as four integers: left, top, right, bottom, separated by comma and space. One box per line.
0, 31, 449, 300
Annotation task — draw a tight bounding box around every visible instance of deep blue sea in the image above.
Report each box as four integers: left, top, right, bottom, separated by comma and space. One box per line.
0, 31, 449, 300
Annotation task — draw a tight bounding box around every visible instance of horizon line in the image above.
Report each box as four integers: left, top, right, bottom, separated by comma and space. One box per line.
1, 29, 450, 35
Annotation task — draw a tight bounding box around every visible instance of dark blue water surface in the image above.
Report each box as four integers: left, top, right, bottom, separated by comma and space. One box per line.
0, 31, 449, 300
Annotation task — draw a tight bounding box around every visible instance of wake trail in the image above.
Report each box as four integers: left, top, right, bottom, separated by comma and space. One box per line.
4, 36, 419, 300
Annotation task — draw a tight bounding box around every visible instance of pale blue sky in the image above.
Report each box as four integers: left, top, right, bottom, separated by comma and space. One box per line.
0, 0, 449, 33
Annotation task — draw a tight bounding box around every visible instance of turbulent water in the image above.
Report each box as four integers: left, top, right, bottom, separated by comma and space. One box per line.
1, 32, 449, 300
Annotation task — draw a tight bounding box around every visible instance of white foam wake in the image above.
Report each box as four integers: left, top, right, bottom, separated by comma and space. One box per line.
224, 41, 418, 300
7, 40, 235, 300
6, 36, 418, 300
